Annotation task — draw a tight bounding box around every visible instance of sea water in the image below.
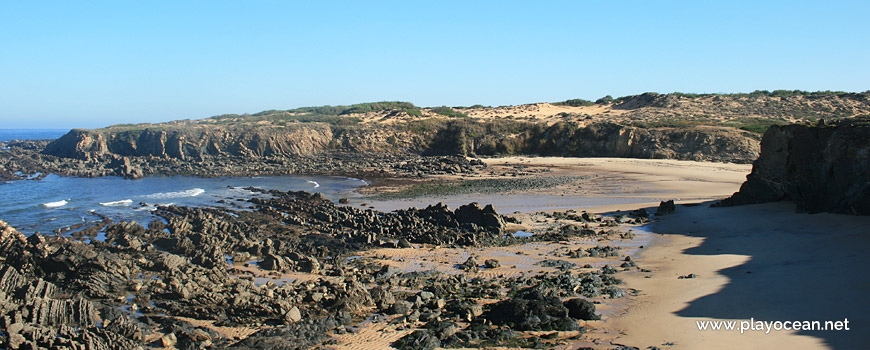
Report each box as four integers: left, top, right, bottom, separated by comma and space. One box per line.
0, 129, 68, 142
0, 174, 367, 235
0, 129, 367, 235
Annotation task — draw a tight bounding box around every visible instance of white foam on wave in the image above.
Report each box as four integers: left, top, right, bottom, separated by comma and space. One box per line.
99, 199, 133, 207
42, 200, 68, 208
142, 188, 205, 199
307, 180, 320, 188
229, 186, 256, 195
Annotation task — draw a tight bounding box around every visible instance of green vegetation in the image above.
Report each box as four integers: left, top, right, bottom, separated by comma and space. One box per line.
371, 176, 583, 199
282, 101, 421, 116
739, 124, 773, 133
430, 106, 469, 118
746, 90, 850, 98
206, 101, 424, 126
629, 119, 710, 129
209, 112, 362, 126
595, 95, 614, 104
665, 90, 854, 99
629, 116, 786, 134
554, 98, 594, 107
728, 117, 785, 134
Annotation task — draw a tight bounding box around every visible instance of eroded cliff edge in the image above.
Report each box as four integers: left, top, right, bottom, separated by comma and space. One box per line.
9, 91, 870, 180
42, 122, 758, 163
716, 119, 870, 215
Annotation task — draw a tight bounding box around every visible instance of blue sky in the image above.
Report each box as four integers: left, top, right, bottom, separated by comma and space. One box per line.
1, 1, 867, 129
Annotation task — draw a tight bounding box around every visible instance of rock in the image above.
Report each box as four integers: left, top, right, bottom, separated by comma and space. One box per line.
161, 333, 178, 348
398, 239, 412, 248
286, 306, 302, 323
390, 301, 414, 315
678, 273, 699, 279
370, 287, 396, 308
261, 253, 288, 271
563, 298, 600, 320
459, 256, 479, 271
8, 333, 25, 348
483, 259, 501, 268
655, 200, 675, 215
392, 329, 441, 350
715, 121, 870, 215
482, 286, 581, 331
419, 291, 435, 300
536, 259, 577, 270
454, 202, 505, 233
629, 208, 649, 218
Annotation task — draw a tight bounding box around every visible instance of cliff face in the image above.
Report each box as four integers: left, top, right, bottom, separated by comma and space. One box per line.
520, 123, 758, 163
43, 120, 761, 164
44, 125, 334, 160
716, 121, 870, 215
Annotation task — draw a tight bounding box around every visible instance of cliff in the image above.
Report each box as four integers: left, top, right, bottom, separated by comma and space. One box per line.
27, 92, 870, 179
42, 121, 760, 164
44, 125, 334, 160
715, 119, 870, 215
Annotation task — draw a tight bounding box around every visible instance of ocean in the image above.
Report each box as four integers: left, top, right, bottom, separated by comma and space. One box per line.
0, 129, 69, 142
0, 128, 367, 235
0, 174, 367, 236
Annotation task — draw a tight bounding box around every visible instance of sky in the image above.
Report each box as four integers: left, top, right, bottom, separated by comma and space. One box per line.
1, 1, 868, 129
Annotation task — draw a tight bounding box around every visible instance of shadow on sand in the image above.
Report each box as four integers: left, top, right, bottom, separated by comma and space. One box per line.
648, 201, 869, 349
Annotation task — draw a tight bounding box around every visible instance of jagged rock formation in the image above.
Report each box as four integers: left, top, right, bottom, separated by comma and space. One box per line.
715, 119, 870, 215
0, 192, 638, 349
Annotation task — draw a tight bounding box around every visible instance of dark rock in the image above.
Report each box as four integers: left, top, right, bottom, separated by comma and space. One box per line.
536, 259, 577, 270
482, 286, 581, 331
715, 122, 870, 215
261, 253, 288, 271
390, 301, 414, 315
563, 298, 600, 320
459, 256, 479, 271
483, 259, 501, 268
655, 200, 675, 215
454, 202, 505, 233
397, 239, 412, 248
392, 329, 441, 350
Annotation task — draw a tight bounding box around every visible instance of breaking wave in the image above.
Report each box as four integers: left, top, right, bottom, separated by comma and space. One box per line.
142, 188, 205, 200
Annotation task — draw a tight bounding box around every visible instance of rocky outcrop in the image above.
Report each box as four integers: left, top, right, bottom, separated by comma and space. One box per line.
518, 122, 758, 163
38, 119, 760, 174
44, 125, 334, 160
715, 120, 870, 214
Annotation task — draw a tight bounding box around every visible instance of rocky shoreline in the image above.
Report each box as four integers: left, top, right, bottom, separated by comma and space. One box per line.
0, 188, 653, 349
0, 139, 485, 181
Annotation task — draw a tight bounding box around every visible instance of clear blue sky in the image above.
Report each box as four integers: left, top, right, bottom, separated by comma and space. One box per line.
1, 1, 867, 129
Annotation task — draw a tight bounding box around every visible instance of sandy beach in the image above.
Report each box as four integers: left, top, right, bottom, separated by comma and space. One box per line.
361, 157, 752, 214
602, 201, 869, 349
343, 157, 868, 349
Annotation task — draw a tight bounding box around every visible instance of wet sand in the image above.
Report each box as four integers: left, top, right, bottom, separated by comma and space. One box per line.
360, 157, 751, 214
330, 157, 868, 349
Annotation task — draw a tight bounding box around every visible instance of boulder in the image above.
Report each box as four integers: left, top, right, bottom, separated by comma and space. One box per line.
655, 200, 675, 215
563, 298, 599, 320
